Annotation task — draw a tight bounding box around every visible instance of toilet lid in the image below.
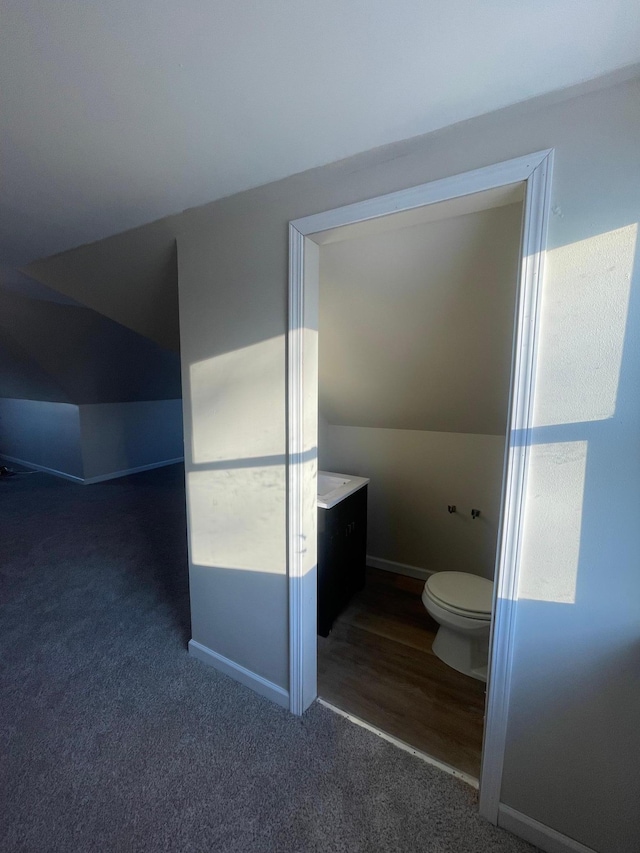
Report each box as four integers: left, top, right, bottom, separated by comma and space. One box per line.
426, 572, 493, 616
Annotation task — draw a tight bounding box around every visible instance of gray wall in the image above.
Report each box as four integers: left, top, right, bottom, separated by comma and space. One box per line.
0, 398, 83, 478
0, 327, 72, 403
0, 397, 183, 482
175, 76, 640, 852
80, 400, 184, 480
0, 281, 182, 482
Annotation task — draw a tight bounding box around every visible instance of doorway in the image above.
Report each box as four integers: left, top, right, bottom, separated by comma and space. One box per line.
287, 151, 553, 823
315, 185, 526, 778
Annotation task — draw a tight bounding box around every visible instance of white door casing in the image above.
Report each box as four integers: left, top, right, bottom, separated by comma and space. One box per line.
287, 150, 554, 823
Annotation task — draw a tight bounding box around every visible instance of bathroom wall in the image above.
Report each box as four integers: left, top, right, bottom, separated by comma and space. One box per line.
318, 201, 522, 577
320, 426, 505, 579
318, 411, 330, 461
318, 203, 522, 435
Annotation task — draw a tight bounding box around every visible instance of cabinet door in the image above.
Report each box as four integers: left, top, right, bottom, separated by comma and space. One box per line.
317, 507, 345, 636
317, 486, 368, 636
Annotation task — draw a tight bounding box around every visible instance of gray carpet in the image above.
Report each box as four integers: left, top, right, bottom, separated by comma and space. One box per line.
0, 464, 536, 852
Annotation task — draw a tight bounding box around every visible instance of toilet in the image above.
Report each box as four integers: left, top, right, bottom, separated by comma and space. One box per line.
421, 571, 494, 681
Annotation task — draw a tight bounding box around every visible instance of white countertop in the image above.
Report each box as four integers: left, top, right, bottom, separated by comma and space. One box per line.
317, 470, 369, 510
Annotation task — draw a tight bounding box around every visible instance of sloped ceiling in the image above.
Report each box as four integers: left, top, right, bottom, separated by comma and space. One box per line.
25, 225, 180, 352
2, 0, 639, 282
319, 201, 523, 436
0, 287, 181, 404
0, 326, 73, 404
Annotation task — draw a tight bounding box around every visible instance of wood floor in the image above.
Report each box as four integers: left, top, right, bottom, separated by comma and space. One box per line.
317, 568, 486, 778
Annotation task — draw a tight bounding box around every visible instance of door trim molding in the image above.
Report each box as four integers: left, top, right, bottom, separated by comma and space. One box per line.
478, 150, 554, 822
287, 150, 554, 824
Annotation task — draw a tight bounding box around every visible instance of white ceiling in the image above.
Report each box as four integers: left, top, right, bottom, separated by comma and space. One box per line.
2, 0, 639, 282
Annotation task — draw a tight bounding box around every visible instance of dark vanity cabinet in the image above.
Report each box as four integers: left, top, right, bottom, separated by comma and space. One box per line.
317, 485, 367, 637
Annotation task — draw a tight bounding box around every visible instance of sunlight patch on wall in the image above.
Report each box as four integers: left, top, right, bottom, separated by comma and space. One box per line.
190, 336, 284, 465
187, 466, 285, 573
534, 224, 636, 427
518, 440, 588, 604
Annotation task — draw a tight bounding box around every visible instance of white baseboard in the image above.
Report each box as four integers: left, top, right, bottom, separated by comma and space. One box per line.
498, 804, 597, 853
366, 555, 434, 582
188, 639, 290, 710
0, 454, 84, 482
0, 454, 184, 484
82, 457, 184, 484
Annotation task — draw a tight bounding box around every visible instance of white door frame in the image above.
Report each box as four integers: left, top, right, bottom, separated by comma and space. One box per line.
287, 150, 554, 823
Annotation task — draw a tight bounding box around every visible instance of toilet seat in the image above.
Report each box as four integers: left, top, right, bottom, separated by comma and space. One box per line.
425, 572, 493, 620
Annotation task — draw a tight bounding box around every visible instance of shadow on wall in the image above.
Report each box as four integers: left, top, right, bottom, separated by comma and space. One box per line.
0, 287, 182, 405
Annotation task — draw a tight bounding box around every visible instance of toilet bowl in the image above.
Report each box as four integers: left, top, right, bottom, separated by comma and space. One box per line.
421, 571, 494, 682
